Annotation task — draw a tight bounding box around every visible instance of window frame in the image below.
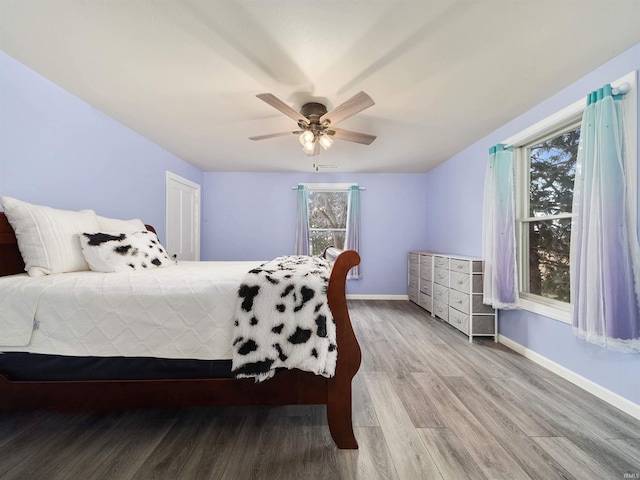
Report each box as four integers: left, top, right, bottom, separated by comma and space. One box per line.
501, 71, 637, 324
515, 117, 581, 320
301, 183, 355, 256
513, 110, 584, 323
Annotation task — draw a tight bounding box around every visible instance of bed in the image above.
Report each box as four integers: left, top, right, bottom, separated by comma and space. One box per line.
0, 209, 362, 449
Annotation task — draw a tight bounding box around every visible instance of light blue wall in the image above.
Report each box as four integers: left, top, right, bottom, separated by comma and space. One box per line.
423, 150, 486, 257
0, 51, 202, 243
424, 42, 640, 407
202, 172, 428, 295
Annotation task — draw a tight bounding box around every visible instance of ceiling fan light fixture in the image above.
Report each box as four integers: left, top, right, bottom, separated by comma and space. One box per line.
319, 134, 334, 150
299, 130, 315, 146
302, 141, 316, 155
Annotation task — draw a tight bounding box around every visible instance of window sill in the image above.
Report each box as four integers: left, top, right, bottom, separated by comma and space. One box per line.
517, 297, 572, 324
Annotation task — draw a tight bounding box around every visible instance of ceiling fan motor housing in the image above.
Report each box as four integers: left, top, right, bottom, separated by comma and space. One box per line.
300, 102, 328, 124
299, 102, 333, 139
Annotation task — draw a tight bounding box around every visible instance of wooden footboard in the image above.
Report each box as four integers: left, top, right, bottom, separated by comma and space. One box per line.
0, 212, 361, 448
325, 248, 362, 448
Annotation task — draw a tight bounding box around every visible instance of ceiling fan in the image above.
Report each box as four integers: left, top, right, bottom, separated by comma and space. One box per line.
249, 91, 376, 155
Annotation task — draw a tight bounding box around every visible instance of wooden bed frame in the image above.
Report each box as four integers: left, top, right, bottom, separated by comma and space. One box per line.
0, 212, 362, 449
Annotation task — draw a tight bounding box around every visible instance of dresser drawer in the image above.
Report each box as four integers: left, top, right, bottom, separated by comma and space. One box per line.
471, 293, 495, 314
408, 274, 418, 290
434, 267, 449, 287
434, 256, 449, 268
418, 292, 432, 312
433, 282, 449, 303
409, 256, 419, 276
450, 258, 483, 272
419, 254, 433, 268
448, 307, 470, 335
419, 280, 432, 295
408, 287, 419, 303
449, 288, 469, 314
449, 271, 470, 293
449, 258, 470, 273
449, 271, 484, 293
450, 290, 494, 314
469, 314, 496, 335
449, 308, 495, 336
420, 266, 432, 282
432, 299, 448, 321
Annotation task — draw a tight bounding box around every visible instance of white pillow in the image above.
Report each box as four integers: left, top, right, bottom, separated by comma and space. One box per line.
97, 215, 146, 234
79, 231, 175, 273
0, 196, 100, 277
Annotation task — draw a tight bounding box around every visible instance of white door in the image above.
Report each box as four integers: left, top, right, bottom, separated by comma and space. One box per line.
165, 171, 201, 261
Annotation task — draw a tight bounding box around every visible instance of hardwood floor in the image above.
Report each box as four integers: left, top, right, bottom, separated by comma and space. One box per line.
1, 300, 639, 479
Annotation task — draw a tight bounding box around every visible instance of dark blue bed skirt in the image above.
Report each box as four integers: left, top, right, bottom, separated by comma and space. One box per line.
0, 353, 233, 381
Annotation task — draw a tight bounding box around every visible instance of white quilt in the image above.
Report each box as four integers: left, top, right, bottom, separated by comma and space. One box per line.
0, 261, 261, 359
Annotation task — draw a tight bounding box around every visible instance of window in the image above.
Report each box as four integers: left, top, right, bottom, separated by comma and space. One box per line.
308, 189, 349, 255
508, 104, 585, 322
505, 72, 637, 323
516, 121, 580, 306
299, 183, 357, 256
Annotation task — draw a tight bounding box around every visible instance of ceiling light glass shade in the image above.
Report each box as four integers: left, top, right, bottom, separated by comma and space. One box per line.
302, 141, 316, 155
319, 135, 334, 150
299, 130, 315, 146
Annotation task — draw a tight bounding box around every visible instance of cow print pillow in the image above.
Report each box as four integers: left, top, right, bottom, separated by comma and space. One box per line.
79, 231, 175, 273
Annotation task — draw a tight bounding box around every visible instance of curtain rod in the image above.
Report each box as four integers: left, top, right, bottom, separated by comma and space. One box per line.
612, 82, 631, 95
291, 186, 366, 190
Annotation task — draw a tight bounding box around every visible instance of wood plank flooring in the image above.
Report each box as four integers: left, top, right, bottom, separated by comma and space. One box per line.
1, 300, 639, 479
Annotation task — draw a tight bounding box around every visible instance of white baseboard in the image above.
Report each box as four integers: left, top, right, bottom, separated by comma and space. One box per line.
499, 334, 640, 421
346, 294, 409, 300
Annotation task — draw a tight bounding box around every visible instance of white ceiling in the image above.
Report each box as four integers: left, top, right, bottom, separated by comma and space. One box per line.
2, 1, 640, 173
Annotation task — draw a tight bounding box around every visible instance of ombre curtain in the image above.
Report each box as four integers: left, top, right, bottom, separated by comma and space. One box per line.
295, 185, 310, 255
482, 144, 519, 308
344, 185, 361, 279
570, 84, 640, 353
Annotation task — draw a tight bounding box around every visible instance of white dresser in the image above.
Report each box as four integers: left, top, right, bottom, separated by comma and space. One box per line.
408, 252, 496, 341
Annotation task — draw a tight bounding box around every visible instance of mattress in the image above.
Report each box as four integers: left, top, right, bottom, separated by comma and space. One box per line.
0, 260, 262, 360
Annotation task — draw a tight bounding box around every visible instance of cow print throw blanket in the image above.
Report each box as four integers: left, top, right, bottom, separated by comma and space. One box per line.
231, 255, 337, 382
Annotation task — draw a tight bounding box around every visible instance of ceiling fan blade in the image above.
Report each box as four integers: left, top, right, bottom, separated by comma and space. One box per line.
331, 128, 377, 145
249, 131, 295, 141
256, 93, 310, 124
320, 91, 375, 126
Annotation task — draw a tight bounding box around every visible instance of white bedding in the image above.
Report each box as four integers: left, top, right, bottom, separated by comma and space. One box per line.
0, 261, 262, 359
